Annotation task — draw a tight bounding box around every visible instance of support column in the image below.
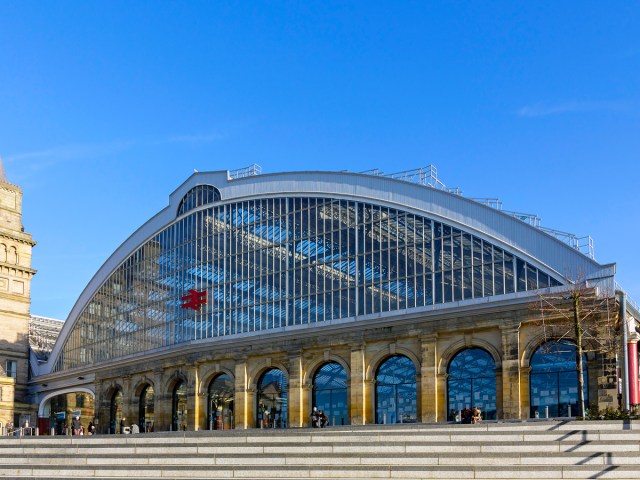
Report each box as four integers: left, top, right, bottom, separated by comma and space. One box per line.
122, 375, 132, 428
420, 335, 438, 422
500, 325, 522, 419
349, 344, 366, 425
152, 369, 166, 431
288, 352, 303, 428
234, 359, 250, 429
628, 335, 639, 406
187, 364, 198, 431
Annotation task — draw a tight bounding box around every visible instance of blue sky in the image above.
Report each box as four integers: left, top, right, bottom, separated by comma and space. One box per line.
1, 1, 639, 320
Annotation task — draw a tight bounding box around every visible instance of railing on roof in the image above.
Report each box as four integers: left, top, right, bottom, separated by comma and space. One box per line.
229, 164, 262, 180
615, 282, 640, 319
360, 164, 595, 260
360, 165, 463, 195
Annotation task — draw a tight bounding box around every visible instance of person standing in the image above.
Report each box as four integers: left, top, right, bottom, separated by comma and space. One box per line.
72, 416, 82, 436
120, 417, 126, 434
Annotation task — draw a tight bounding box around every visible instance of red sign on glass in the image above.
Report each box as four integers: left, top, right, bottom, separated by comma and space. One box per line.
181, 289, 207, 311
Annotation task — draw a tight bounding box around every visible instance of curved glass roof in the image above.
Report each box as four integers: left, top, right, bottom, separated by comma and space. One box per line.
52, 196, 562, 373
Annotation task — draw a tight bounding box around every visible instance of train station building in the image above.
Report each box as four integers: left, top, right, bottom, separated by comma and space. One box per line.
19, 165, 640, 433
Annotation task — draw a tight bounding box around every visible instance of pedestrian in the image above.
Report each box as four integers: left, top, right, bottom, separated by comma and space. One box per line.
72, 416, 82, 436
87, 421, 95, 435
319, 410, 328, 428
131, 422, 140, 434
310, 406, 319, 428
120, 417, 126, 434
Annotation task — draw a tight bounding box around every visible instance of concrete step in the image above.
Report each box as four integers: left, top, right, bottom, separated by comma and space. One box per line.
0, 421, 638, 478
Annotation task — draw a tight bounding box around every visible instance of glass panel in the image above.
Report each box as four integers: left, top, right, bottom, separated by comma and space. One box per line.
529, 340, 588, 418
312, 362, 348, 426
375, 355, 417, 424
257, 368, 288, 428
208, 374, 235, 430
447, 348, 496, 421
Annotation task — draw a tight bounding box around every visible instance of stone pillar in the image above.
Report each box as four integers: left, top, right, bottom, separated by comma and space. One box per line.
234, 360, 250, 429
187, 364, 198, 431
302, 383, 313, 427
500, 325, 521, 419
152, 369, 166, 431
436, 373, 447, 421
122, 375, 132, 427
288, 352, 303, 427
349, 344, 366, 425
420, 335, 438, 422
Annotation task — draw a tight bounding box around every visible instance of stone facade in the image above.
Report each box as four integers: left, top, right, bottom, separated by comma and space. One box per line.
0, 167, 37, 429
91, 303, 616, 432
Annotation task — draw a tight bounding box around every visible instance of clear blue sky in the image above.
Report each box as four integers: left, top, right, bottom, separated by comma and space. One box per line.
1, 1, 639, 320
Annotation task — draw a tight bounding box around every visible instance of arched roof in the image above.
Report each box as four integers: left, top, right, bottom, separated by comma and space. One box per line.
43, 169, 614, 376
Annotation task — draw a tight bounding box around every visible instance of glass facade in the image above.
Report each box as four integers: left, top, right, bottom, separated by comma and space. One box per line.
447, 348, 497, 420
529, 340, 588, 418
312, 362, 348, 426
375, 355, 417, 424
208, 374, 234, 430
53, 196, 562, 373
139, 385, 154, 432
257, 368, 288, 428
172, 381, 187, 431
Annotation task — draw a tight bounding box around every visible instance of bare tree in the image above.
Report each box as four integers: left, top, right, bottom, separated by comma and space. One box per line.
532, 281, 619, 418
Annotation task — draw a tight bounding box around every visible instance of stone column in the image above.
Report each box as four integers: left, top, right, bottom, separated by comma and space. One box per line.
122, 375, 132, 427
234, 359, 250, 429
152, 369, 166, 431
187, 364, 198, 431
436, 373, 447, 421
420, 335, 438, 422
628, 333, 640, 407
500, 325, 521, 419
288, 352, 303, 427
349, 344, 366, 424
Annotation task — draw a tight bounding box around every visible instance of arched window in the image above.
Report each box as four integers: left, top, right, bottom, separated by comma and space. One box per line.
530, 340, 588, 418
312, 362, 348, 426
172, 381, 187, 431
256, 368, 288, 428
177, 185, 220, 216
375, 355, 417, 424
110, 389, 123, 434
447, 348, 497, 421
208, 374, 234, 430
139, 385, 154, 432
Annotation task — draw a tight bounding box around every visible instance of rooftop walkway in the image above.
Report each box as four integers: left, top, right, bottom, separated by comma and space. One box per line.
0, 420, 638, 479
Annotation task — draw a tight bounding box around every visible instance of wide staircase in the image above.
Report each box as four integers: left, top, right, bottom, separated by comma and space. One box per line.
0, 420, 639, 479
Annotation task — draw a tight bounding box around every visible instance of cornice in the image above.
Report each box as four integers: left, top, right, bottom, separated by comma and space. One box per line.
0, 231, 36, 246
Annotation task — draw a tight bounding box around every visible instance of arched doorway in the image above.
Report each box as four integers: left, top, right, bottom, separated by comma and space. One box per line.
530, 340, 588, 418
110, 389, 123, 434
40, 390, 95, 435
208, 374, 234, 430
256, 368, 288, 428
138, 385, 154, 432
312, 362, 348, 426
172, 381, 187, 431
447, 348, 497, 421
375, 355, 417, 424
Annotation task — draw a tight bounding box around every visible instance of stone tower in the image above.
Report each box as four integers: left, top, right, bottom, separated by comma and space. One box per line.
0, 159, 36, 428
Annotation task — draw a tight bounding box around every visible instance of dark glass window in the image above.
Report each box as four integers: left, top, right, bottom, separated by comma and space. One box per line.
208, 374, 234, 430
139, 385, 154, 432
177, 185, 221, 216
172, 381, 187, 431
312, 362, 348, 426
447, 348, 496, 420
257, 368, 288, 428
529, 340, 588, 418
375, 355, 417, 424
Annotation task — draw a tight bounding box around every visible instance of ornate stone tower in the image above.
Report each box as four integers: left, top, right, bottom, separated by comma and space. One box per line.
0, 159, 36, 428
